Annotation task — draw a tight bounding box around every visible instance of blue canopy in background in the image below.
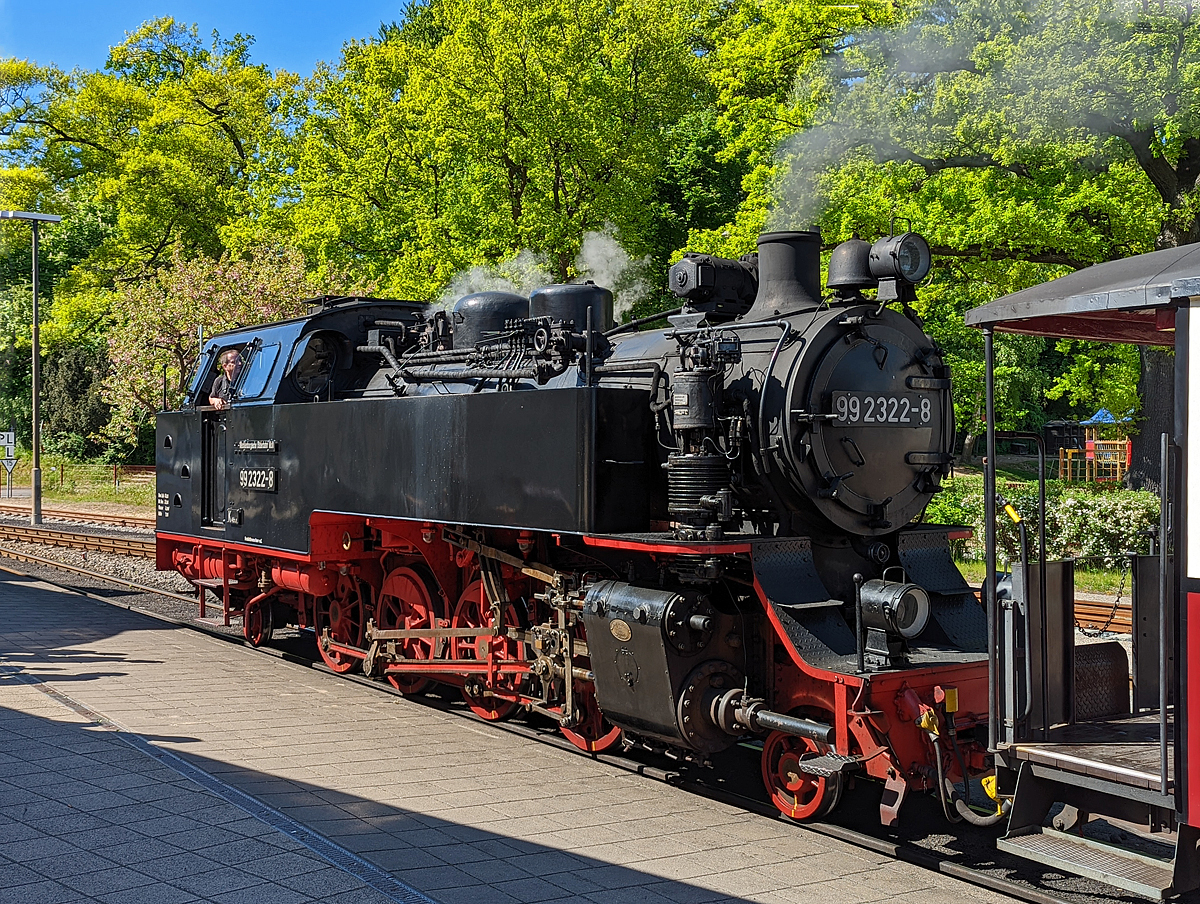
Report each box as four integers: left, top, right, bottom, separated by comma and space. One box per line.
1080, 408, 1131, 425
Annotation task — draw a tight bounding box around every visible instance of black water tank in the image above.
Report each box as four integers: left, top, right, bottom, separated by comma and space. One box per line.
452, 291, 529, 347
529, 283, 614, 331
744, 231, 823, 320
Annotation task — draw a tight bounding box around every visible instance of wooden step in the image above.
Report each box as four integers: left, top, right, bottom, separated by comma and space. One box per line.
998, 827, 1173, 899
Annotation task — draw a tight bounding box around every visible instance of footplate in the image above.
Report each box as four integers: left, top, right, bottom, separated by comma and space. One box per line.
796, 752, 860, 778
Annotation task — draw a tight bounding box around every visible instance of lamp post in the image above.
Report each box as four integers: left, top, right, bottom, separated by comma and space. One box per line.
0, 211, 62, 525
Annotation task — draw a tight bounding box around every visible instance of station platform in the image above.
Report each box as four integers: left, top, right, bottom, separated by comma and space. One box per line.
0, 571, 1022, 904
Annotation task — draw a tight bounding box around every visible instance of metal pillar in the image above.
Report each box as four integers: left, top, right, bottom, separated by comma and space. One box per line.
984, 327, 998, 751
30, 220, 41, 525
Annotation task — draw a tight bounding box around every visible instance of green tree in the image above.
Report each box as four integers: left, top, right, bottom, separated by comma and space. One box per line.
704, 0, 1197, 472
42, 344, 112, 458
682, 0, 902, 257
102, 242, 372, 453
0, 18, 297, 285
277, 0, 706, 298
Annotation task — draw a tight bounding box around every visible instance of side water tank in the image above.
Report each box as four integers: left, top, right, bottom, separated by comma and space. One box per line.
529, 282, 614, 332
452, 292, 529, 347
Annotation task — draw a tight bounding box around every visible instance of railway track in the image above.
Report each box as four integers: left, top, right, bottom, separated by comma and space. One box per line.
0, 545, 1141, 904
0, 501, 155, 529
0, 523, 155, 558
0, 510, 1135, 632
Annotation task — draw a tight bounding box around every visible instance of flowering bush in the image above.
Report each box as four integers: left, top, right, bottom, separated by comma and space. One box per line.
923, 478, 1159, 566
103, 243, 374, 453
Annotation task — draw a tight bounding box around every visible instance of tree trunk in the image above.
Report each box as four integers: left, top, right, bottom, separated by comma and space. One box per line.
961, 431, 977, 463
1126, 345, 1174, 491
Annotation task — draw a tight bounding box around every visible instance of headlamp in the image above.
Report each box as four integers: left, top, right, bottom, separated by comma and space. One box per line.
869, 233, 932, 284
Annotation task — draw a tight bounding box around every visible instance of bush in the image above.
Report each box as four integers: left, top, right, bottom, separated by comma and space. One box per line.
923, 478, 1158, 566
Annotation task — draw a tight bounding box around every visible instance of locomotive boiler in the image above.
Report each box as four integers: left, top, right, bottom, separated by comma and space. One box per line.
156, 230, 993, 823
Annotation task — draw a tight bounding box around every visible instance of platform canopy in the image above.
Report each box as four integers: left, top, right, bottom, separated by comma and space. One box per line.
962, 243, 1200, 345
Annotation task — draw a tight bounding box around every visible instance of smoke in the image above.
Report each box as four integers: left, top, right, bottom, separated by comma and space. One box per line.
439, 226, 655, 323
763, 0, 1167, 234
768, 126, 848, 232
573, 227, 654, 323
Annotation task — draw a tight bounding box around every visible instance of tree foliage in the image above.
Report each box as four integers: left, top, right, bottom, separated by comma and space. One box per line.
690, 0, 1200, 440
0, 0, 1195, 467
0, 18, 296, 284
277, 0, 706, 296
103, 244, 373, 450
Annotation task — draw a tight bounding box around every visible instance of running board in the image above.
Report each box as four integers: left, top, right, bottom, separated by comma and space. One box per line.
998, 828, 1172, 899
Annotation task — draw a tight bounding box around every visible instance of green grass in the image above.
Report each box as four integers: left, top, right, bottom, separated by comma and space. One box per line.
956, 560, 1125, 595
42, 483, 155, 508
1, 457, 155, 510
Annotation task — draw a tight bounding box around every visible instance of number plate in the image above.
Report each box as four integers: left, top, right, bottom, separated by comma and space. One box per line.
832, 391, 931, 426
239, 467, 278, 492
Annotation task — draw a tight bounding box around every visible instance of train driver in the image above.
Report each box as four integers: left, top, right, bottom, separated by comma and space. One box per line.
208, 349, 243, 410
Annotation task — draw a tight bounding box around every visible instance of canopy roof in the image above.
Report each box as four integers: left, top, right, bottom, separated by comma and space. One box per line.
962, 243, 1200, 345
1080, 408, 1130, 425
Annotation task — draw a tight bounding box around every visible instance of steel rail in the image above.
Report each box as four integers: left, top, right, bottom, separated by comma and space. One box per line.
0, 523, 156, 558
0, 549, 1075, 904
0, 502, 154, 528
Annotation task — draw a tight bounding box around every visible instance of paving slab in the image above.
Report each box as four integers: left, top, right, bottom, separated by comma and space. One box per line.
0, 571, 1021, 903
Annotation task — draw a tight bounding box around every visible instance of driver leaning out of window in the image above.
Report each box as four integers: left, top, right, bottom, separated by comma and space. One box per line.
209, 350, 242, 410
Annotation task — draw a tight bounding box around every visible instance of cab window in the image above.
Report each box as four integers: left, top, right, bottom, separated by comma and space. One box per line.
288, 333, 339, 396
238, 343, 281, 400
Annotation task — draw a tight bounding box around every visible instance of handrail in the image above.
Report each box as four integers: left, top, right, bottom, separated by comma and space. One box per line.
1159, 432, 1172, 799
997, 431, 1049, 738
984, 328, 998, 751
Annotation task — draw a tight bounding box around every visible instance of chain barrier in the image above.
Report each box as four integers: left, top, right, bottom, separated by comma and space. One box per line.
1070, 553, 1130, 636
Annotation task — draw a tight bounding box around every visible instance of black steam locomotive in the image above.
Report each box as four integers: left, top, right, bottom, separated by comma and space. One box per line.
157, 231, 990, 822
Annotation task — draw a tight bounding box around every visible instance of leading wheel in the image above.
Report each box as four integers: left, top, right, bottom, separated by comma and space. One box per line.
559, 681, 623, 753
450, 579, 523, 721
243, 593, 274, 647
316, 574, 366, 674
761, 730, 843, 821
377, 566, 439, 695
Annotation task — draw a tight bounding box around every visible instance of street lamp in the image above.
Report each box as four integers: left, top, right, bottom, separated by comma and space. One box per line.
0, 210, 63, 525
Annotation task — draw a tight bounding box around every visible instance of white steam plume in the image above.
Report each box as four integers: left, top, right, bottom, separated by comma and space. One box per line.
439, 227, 656, 324
438, 249, 554, 309
573, 226, 654, 323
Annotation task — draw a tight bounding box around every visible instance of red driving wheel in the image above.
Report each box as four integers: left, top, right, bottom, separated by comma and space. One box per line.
376, 566, 440, 694
243, 592, 274, 647
450, 579, 523, 721
760, 730, 843, 820
559, 681, 623, 753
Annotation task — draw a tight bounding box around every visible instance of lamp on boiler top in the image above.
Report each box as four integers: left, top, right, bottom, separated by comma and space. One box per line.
0, 210, 63, 525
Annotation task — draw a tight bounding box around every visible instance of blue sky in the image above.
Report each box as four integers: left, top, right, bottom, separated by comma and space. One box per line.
0, 1, 409, 75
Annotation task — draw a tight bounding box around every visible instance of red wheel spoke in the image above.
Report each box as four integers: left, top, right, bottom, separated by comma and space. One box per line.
243, 593, 274, 647
761, 729, 843, 821
316, 574, 366, 674
559, 681, 622, 753
451, 579, 523, 721
377, 566, 439, 694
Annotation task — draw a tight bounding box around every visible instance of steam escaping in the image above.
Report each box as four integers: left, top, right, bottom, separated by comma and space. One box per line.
438, 250, 554, 309
573, 227, 654, 323
763, 0, 1175, 234
768, 126, 845, 232
439, 227, 655, 323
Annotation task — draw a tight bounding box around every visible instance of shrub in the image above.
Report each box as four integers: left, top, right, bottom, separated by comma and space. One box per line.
923, 478, 1158, 566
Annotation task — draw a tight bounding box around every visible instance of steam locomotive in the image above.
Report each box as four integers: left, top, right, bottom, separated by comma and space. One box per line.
156, 230, 991, 823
